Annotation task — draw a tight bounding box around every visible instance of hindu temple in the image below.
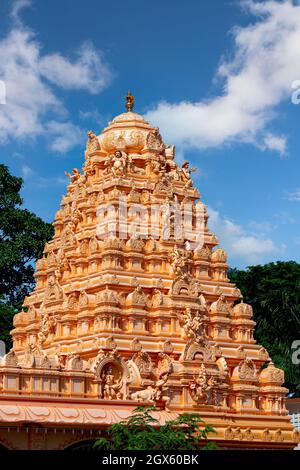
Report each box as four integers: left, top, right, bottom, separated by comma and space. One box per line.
0, 94, 298, 449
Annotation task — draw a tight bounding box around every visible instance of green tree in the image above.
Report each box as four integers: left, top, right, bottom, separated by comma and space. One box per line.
0, 164, 54, 349
230, 262, 300, 392
94, 406, 217, 450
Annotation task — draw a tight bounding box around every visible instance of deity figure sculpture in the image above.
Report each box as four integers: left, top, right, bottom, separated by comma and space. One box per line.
150, 153, 166, 176
65, 168, 81, 184
161, 197, 175, 240
182, 308, 193, 338
181, 307, 208, 344
37, 312, 57, 346
101, 365, 123, 400
105, 150, 129, 177
45, 272, 63, 302
56, 250, 70, 277
86, 130, 100, 153
71, 205, 82, 226
191, 309, 208, 341
181, 161, 196, 188
189, 364, 217, 404
167, 160, 180, 181
169, 245, 191, 277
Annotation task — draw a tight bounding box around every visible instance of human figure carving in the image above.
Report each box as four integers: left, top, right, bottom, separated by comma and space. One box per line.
37, 312, 57, 346
101, 366, 122, 400
181, 161, 196, 188
189, 364, 217, 404
182, 307, 208, 344
105, 150, 128, 177
86, 130, 100, 153
65, 168, 81, 184
169, 245, 191, 277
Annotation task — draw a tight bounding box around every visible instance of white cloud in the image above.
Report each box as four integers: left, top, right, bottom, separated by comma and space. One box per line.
46, 121, 82, 153
40, 41, 112, 93
262, 133, 287, 157
19, 163, 68, 188
21, 163, 34, 179
79, 109, 102, 122
247, 220, 275, 233
145, 0, 300, 155
207, 206, 284, 264
0, 1, 112, 152
79, 108, 106, 128
10, 0, 31, 24
286, 188, 300, 202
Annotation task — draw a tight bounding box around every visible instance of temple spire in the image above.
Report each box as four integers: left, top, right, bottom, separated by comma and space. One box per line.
125, 91, 134, 112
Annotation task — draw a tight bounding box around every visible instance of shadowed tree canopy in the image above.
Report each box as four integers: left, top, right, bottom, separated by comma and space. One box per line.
0, 164, 54, 348
230, 262, 300, 392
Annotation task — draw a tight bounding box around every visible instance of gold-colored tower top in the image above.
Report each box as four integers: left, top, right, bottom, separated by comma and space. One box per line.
125, 91, 134, 112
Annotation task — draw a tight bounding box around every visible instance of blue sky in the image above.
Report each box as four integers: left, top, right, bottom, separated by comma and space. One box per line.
0, 0, 300, 268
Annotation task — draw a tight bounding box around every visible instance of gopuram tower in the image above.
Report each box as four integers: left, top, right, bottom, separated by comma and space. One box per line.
0, 94, 298, 449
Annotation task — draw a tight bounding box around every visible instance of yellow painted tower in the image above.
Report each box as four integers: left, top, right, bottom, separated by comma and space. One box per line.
0, 95, 298, 449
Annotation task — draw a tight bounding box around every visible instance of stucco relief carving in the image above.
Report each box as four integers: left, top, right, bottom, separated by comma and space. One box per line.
150, 289, 163, 307
170, 276, 202, 297
157, 352, 173, 380
150, 154, 167, 177
194, 244, 211, 261
180, 161, 196, 188
168, 245, 192, 277
130, 353, 172, 407
37, 312, 57, 345
153, 176, 173, 197
131, 386, 158, 402
189, 364, 217, 405
4, 103, 295, 449
61, 222, 77, 248
102, 130, 145, 154
259, 361, 284, 385
3, 350, 18, 367
179, 307, 208, 344
92, 349, 131, 400
96, 287, 121, 306
210, 294, 231, 316
86, 130, 100, 153
105, 150, 129, 177
78, 290, 89, 308
44, 273, 64, 303
217, 356, 229, 378
181, 340, 216, 362
132, 350, 152, 374
235, 358, 257, 381
66, 353, 83, 371
101, 364, 123, 400
146, 128, 164, 151
65, 168, 81, 184
125, 235, 144, 252
126, 286, 148, 307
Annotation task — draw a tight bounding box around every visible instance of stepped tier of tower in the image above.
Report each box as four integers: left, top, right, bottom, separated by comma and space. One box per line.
0, 106, 298, 449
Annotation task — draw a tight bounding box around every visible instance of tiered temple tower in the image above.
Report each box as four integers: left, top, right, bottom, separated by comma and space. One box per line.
0, 94, 298, 449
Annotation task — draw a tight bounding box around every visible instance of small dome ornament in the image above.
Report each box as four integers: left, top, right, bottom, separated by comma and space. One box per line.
125, 91, 135, 112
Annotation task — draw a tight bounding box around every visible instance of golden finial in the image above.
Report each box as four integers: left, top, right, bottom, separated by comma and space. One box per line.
125, 91, 134, 112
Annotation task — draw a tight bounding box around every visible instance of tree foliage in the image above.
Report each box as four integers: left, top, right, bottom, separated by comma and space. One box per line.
94, 406, 217, 450
230, 262, 300, 392
0, 164, 54, 348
